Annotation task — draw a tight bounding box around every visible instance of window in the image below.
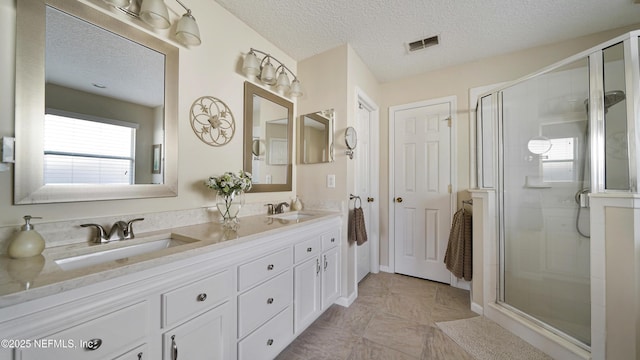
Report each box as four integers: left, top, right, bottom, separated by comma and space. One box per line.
44, 111, 137, 185
542, 137, 576, 182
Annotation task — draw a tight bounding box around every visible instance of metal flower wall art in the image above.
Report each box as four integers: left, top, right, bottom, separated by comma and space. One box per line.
189, 96, 236, 146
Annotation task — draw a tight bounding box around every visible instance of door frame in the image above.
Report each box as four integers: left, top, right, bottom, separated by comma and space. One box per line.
355, 87, 380, 276
388, 96, 458, 278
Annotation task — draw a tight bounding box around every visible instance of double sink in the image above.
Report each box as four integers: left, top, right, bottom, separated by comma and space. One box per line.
54, 211, 317, 271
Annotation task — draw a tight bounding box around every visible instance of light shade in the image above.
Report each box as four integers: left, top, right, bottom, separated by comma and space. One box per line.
175, 12, 201, 46
275, 71, 291, 94
243, 52, 261, 78
243, 48, 303, 98
289, 79, 303, 97
140, 0, 171, 29
260, 59, 276, 85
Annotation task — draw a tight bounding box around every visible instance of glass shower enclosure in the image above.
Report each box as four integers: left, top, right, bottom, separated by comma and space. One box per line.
475, 32, 637, 349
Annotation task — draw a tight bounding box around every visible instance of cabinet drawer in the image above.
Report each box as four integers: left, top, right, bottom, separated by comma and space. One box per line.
238, 270, 292, 338
238, 307, 293, 360
321, 231, 339, 251
113, 344, 147, 360
294, 236, 320, 263
18, 301, 148, 360
162, 269, 232, 328
238, 247, 292, 291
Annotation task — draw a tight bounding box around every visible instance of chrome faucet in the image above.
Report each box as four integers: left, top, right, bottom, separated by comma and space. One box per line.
274, 202, 289, 214
81, 218, 144, 243
265, 203, 275, 215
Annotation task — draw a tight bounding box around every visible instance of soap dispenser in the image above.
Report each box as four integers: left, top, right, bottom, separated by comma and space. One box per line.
291, 196, 302, 211
7, 216, 45, 259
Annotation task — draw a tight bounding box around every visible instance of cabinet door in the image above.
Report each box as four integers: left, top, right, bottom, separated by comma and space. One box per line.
162, 302, 233, 360
321, 248, 340, 310
293, 257, 320, 333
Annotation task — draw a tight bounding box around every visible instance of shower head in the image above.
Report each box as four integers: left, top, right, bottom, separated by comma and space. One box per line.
603, 90, 625, 109
583, 90, 626, 113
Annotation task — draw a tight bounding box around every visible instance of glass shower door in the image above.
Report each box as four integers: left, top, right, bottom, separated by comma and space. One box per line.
499, 57, 591, 346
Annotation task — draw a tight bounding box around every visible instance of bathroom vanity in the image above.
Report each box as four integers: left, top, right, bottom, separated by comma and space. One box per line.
0, 212, 341, 360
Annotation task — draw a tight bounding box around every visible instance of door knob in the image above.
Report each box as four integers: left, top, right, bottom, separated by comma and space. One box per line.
367, 197, 374, 202
395, 197, 403, 203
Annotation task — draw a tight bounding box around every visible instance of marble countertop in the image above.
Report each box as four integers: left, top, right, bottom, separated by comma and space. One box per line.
0, 210, 341, 308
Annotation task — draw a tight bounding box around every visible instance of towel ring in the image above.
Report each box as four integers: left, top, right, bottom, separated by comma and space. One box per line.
349, 194, 362, 208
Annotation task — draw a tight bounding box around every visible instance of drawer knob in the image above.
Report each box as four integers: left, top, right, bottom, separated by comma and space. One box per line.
197, 293, 207, 302
138, 352, 143, 360
307, 247, 312, 252
85, 338, 102, 351
267, 264, 274, 270
267, 297, 274, 304
267, 339, 274, 346
331, 238, 335, 243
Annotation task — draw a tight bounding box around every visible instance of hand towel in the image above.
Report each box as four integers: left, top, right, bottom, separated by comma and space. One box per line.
348, 207, 368, 246
444, 208, 472, 281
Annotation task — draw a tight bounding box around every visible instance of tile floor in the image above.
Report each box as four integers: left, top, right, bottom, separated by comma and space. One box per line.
276, 272, 479, 360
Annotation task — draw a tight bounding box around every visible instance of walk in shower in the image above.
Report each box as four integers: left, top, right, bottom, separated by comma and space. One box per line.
475, 31, 639, 352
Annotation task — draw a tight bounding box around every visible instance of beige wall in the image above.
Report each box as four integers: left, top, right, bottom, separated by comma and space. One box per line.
297, 44, 380, 300
0, 0, 298, 227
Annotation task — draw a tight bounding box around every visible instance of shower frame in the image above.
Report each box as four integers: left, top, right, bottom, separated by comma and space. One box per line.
473, 30, 640, 358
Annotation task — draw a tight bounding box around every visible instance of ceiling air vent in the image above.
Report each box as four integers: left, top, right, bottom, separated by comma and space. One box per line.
407, 35, 440, 53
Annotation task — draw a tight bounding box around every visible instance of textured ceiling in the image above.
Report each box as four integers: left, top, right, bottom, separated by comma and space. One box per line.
215, 0, 640, 83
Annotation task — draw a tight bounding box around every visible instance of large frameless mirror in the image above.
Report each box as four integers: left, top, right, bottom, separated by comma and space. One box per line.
243, 82, 293, 192
14, 0, 179, 204
299, 109, 334, 164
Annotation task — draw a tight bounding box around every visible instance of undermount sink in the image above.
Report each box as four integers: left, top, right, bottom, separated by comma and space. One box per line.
269, 211, 315, 221
55, 237, 191, 271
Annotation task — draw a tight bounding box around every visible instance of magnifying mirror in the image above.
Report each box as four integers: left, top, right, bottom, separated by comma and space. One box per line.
345, 127, 357, 159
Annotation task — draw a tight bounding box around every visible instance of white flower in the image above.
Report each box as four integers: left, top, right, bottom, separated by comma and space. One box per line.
205, 170, 252, 196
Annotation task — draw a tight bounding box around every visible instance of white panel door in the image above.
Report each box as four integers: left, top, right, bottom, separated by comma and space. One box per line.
356, 103, 372, 283
393, 101, 452, 283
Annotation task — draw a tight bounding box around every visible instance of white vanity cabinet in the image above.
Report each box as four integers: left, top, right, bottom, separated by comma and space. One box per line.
293, 228, 341, 333
0, 214, 342, 360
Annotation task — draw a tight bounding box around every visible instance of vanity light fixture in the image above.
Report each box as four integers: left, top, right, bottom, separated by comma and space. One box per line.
102, 0, 201, 46
243, 48, 303, 98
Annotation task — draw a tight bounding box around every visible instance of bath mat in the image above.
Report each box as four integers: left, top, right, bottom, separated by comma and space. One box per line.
436, 316, 553, 360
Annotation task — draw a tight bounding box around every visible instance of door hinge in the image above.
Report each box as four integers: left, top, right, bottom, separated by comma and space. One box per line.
448, 184, 452, 194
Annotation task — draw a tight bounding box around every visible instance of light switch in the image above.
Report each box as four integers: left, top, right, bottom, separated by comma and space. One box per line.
327, 174, 336, 188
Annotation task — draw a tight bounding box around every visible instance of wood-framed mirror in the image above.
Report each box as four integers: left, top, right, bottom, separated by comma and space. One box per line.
299, 109, 334, 164
14, 0, 179, 204
243, 82, 293, 192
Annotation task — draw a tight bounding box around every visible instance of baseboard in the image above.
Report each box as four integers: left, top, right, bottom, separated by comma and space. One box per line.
379, 265, 392, 273
335, 291, 357, 307
471, 301, 483, 315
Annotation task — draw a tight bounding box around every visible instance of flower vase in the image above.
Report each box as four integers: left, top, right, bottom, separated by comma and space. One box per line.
216, 191, 245, 227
